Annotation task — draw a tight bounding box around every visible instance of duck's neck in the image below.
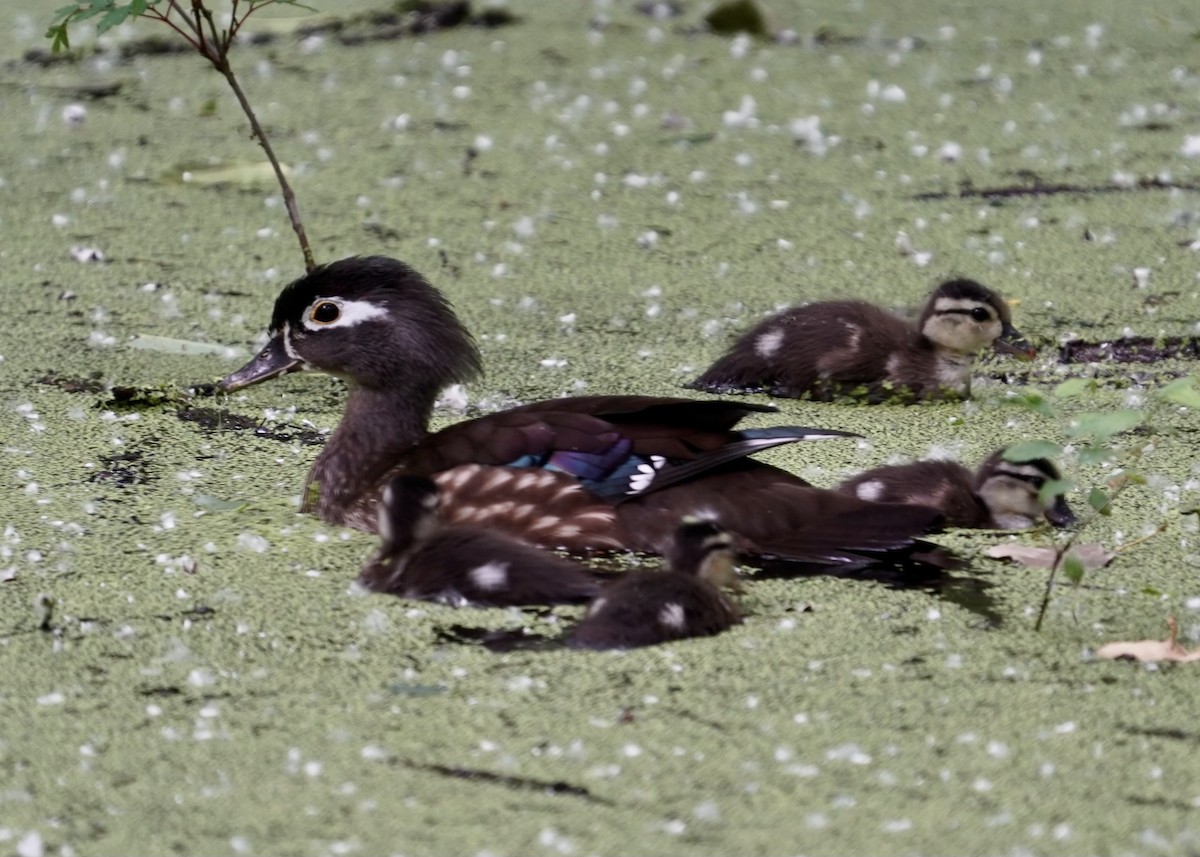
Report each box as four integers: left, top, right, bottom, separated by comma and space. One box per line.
306, 384, 436, 525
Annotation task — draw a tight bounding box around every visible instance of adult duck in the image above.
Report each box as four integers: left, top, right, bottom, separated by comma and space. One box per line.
219, 256, 947, 571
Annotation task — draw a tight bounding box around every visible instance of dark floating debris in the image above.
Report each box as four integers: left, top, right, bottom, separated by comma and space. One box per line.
177, 407, 328, 445
1059, 337, 1200, 364
914, 176, 1200, 201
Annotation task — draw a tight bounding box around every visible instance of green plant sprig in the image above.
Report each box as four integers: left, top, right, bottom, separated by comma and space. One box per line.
1006, 375, 1200, 630
47, 0, 318, 272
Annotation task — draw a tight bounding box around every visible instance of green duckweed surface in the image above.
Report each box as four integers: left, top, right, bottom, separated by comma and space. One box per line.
1, 2, 1200, 855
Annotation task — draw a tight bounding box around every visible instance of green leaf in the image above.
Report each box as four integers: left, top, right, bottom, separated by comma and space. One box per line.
1003, 440, 1063, 463
1067, 410, 1143, 443
97, 4, 134, 34
1053, 377, 1094, 399
1061, 552, 1086, 586
1039, 477, 1075, 507
1075, 445, 1112, 466
1006, 391, 1056, 417
75, 2, 118, 25
128, 333, 242, 357
192, 494, 249, 513
1157, 375, 1200, 408
1087, 487, 1112, 515
46, 23, 71, 52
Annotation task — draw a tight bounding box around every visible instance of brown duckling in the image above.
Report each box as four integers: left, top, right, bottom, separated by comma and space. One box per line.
358, 474, 605, 607
219, 256, 951, 574
689, 278, 1033, 402
569, 518, 742, 649
836, 448, 1076, 530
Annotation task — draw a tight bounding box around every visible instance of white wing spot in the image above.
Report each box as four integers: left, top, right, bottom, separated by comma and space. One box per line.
855, 479, 886, 502
469, 561, 510, 591
513, 471, 542, 491
755, 328, 785, 358
658, 602, 687, 630
555, 525, 582, 539
531, 515, 559, 531
587, 596, 608, 618
482, 469, 515, 493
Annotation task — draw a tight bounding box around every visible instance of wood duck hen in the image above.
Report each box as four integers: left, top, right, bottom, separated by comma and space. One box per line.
688, 279, 1033, 402
569, 518, 742, 649
836, 448, 1076, 530
358, 474, 604, 607
219, 256, 949, 571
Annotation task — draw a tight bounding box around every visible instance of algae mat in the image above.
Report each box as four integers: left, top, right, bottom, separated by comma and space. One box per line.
2, 1, 1200, 855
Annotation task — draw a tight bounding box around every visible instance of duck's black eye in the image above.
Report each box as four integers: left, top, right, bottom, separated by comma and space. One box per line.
970, 306, 993, 322
311, 301, 340, 324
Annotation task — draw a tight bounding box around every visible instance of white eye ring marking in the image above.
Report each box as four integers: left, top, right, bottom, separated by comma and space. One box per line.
300, 297, 388, 332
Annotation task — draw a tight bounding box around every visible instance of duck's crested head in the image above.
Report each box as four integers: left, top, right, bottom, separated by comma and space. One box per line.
221, 256, 481, 392
977, 448, 1076, 529
919, 278, 1032, 357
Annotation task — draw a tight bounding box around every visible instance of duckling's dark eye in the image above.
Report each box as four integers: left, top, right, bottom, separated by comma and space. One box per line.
970, 306, 993, 322
311, 301, 340, 324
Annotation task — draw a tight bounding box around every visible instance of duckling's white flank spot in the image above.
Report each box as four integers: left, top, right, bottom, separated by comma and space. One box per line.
469, 561, 509, 591
300, 297, 388, 332
755, 328, 784, 358
659, 602, 687, 630
855, 479, 886, 502
587, 596, 608, 617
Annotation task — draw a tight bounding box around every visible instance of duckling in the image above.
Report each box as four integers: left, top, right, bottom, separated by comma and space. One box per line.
689, 278, 1033, 402
219, 255, 949, 572
568, 518, 742, 649
358, 474, 606, 607
836, 449, 1076, 530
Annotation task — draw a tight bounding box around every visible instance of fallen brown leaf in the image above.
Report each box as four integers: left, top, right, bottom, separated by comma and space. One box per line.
1096, 617, 1200, 663
985, 542, 1114, 570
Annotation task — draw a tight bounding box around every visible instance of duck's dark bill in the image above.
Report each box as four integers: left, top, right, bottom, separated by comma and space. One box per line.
1046, 495, 1077, 528
994, 323, 1037, 360
219, 334, 304, 392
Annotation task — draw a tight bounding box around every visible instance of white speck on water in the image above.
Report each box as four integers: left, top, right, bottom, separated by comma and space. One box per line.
662, 819, 686, 836
16, 831, 44, 857
236, 532, 269, 552
987, 740, 1010, 758
1054, 721, 1077, 735
537, 827, 576, 854
693, 800, 720, 821
1040, 762, 1056, 777
1181, 135, 1200, 158
722, 95, 758, 129
926, 608, 941, 621
71, 246, 105, 263
883, 819, 912, 833
37, 692, 65, 706
827, 744, 872, 765
188, 668, 216, 688
230, 836, 252, 855
62, 104, 86, 126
